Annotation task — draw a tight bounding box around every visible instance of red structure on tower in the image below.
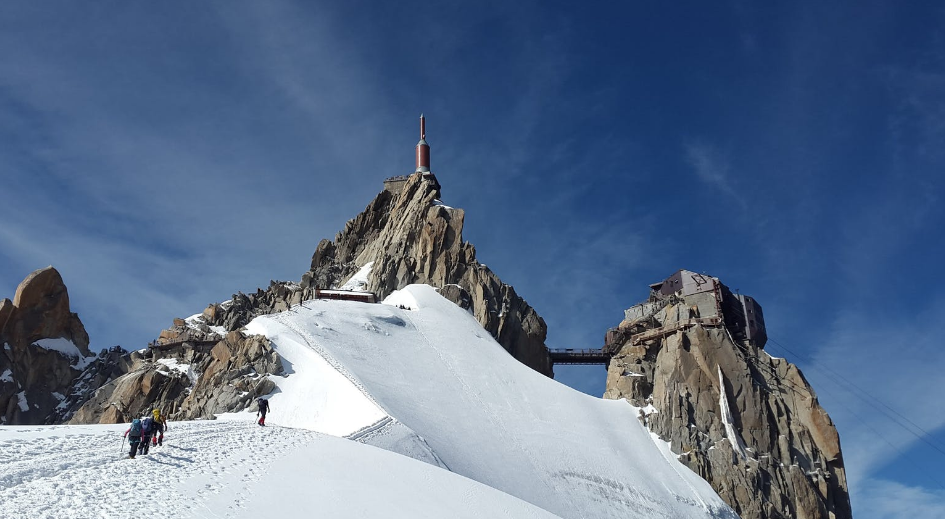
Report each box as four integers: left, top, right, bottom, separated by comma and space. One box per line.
416, 113, 430, 173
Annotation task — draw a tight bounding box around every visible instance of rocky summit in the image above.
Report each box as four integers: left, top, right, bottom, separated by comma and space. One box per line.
68, 172, 551, 423
0, 267, 96, 424
603, 270, 852, 519
299, 173, 552, 376
198, 172, 551, 376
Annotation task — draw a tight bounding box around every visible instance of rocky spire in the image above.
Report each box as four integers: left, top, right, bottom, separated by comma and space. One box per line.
299, 172, 552, 376
0, 266, 95, 424
603, 274, 852, 519
67, 172, 553, 425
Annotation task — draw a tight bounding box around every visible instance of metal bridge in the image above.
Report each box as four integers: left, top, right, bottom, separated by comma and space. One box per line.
148, 338, 221, 350
548, 348, 610, 365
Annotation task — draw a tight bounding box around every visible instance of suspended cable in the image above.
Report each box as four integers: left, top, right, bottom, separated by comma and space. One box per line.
728, 335, 945, 490
765, 336, 945, 460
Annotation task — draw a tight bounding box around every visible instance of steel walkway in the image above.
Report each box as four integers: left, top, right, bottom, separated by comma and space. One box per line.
548, 348, 610, 365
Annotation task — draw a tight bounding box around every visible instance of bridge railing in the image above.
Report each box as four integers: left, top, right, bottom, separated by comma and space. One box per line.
548, 348, 610, 365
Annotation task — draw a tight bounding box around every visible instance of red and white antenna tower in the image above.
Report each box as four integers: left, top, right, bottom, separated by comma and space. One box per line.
416, 113, 430, 173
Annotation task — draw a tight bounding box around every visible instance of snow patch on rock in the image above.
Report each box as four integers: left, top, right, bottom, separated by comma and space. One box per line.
339, 261, 374, 291
33, 338, 93, 369
718, 366, 747, 459
16, 391, 29, 412
156, 358, 194, 381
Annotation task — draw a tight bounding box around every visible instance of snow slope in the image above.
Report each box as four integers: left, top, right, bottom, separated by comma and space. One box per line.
241, 284, 737, 519
0, 284, 738, 519
0, 421, 560, 519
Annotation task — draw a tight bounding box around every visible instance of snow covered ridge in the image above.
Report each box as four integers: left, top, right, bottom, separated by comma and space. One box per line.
238, 284, 737, 519
0, 284, 737, 518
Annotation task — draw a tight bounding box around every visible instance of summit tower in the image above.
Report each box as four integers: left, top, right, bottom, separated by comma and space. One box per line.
383, 114, 440, 195
416, 113, 430, 173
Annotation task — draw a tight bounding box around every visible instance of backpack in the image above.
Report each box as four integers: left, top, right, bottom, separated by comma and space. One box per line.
129, 418, 142, 436
141, 417, 154, 434
257, 398, 268, 411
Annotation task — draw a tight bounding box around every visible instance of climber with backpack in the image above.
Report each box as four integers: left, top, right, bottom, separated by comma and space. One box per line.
123, 418, 143, 459
151, 409, 167, 447
138, 415, 155, 455
256, 397, 270, 426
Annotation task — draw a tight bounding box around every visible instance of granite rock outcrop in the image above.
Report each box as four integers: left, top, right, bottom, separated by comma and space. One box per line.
69, 326, 281, 424
604, 272, 852, 519
69, 174, 551, 423
0, 267, 97, 424
191, 173, 551, 375
297, 173, 551, 375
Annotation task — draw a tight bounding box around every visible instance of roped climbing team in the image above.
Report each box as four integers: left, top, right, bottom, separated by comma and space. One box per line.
122, 398, 272, 459
123, 408, 167, 459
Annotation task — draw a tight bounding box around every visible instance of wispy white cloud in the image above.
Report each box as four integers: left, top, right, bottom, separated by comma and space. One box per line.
806, 299, 945, 491
853, 478, 945, 519
0, 2, 404, 349
486, 212, 668, 352
683, 140, 747, 210
884, 42, 945, 167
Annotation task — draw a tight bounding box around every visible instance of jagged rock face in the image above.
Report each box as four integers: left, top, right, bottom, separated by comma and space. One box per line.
0, 267, 97, 424
50, 346, 132, 423
11, 267, 89, 348
176, 332, 280, 418
69, 331, 281, 424
298, 173, 552, 376
68, 173, 550, 425
188, 174, 550, 375
604, 302, 852, 519
204, 281, 305, 334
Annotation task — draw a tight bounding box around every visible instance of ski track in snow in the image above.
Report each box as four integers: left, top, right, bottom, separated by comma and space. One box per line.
271, 308, 385, 411
0, 421, 319, 519
273, 301, 537, 477
240, 287, 737, 519
399, 308, 549, 493
269, 308, 450, 470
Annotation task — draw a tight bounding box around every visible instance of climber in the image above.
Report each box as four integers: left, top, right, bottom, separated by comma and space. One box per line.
151, 408, 167, 446
256, 397, 270, 426
123, 418, 143, 459
138, 415, 156, 455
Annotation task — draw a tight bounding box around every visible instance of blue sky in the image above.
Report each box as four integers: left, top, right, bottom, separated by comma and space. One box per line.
2, 1, 944, 516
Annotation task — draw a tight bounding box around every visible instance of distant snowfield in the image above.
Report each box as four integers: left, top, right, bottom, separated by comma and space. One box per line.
0, 285, 737, 519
